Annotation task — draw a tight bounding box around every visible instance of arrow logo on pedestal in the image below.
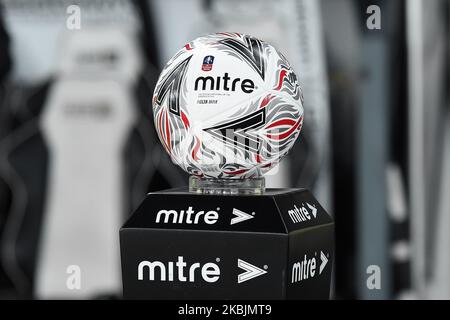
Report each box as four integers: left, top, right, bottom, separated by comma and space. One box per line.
306, 203, 317, 218
319, 251, 328, 275
231, 208, 254, 225
237, 259, 267, 283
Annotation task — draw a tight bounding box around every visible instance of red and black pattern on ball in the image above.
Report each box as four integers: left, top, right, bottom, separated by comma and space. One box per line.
216, 34, 267, 81
273, 65, 301, 100
275, 68, 289, 91
265, 116, 303, 141
261, 93, 303, 141
155, 107, 192, 157
203, 108, 266, 154
259, 94, 276, 109
153, 52, 193, 160
156, 109, 170, 153
194, 94, 302, 178
154, 55, 192, 116
191, 136, 201, 161
185, 136, 204, 177
273, 49, 302, 101
254, 94, 303, 165
184, 42, 194, 51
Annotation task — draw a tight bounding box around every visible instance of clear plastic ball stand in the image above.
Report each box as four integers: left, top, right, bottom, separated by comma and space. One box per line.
189, 176, 265, 195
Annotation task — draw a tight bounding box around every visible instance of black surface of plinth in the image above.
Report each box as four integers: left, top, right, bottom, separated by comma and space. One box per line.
120, 188, 334, 299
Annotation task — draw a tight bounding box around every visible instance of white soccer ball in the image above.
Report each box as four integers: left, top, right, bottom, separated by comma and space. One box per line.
152, 33, 304, 179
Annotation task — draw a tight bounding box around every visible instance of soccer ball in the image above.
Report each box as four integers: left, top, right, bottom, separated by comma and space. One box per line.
152, 33, 304, 179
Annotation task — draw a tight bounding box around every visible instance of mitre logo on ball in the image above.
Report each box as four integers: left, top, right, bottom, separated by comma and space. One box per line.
152, 32, 304, 179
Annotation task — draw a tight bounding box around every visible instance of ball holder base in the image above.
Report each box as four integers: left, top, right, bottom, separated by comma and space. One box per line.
120, 182, 334, 299
189, 176, 266, 195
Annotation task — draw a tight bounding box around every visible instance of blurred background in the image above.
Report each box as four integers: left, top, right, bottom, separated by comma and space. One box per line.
0, 0, 448, 300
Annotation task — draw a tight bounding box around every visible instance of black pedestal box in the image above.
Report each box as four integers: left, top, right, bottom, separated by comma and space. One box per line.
120, 188, 334, 299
